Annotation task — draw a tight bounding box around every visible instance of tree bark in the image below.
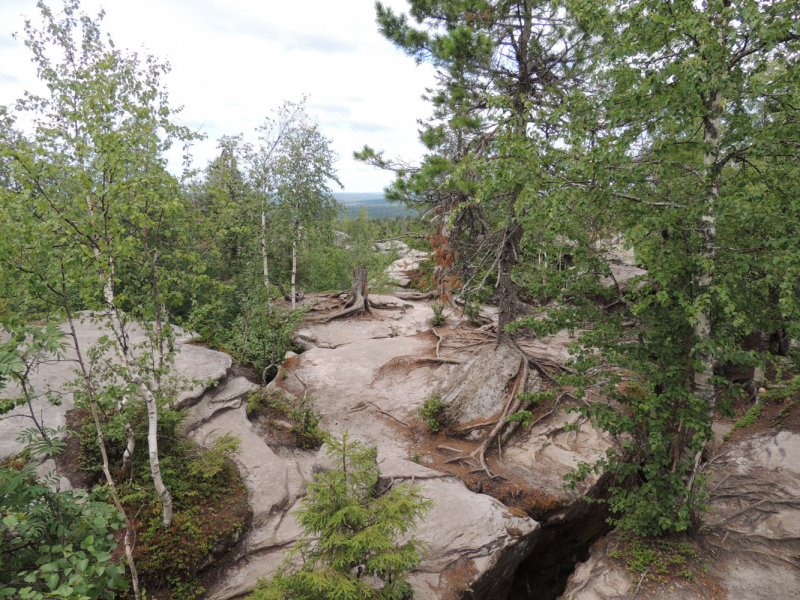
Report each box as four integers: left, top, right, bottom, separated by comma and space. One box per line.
62, 288, 142, 600
291, 221, 298, 311
497, 222, 524, 343
91, 198, 173, 527
325, 267, 370, 321
693, 88, 721, 410
261, 206, 269, 299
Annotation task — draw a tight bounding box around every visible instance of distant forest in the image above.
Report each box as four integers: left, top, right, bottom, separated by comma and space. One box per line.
333, 192, 418, 219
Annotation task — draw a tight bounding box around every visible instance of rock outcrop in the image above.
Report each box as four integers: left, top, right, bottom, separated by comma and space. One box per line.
385, 249, 430, 288
0, 315, 229, 463
1, 302, 620, 600
559, 430, 800, 600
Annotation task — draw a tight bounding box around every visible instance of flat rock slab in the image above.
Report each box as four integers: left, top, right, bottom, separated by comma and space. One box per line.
0, 316, 231, 462
296, 300, 435, 349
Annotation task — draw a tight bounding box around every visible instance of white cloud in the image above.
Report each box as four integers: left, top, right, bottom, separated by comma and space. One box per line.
0, 0, 437, 192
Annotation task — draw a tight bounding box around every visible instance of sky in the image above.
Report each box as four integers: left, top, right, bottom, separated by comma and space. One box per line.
0, 0, 438, 192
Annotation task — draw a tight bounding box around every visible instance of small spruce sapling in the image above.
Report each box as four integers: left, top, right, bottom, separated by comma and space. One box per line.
248, 431, 432, 600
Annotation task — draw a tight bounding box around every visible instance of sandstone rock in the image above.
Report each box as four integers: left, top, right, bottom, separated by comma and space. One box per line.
594, 234, 637, 267
374, 240, 410, 255
600, 264, 647, 293
189, 389, 312, 600
558, 430, 800, 600
504, 406, 613, 502
385, 250, 430, 287
0, 316, 230, 462
440, 343, 534, 427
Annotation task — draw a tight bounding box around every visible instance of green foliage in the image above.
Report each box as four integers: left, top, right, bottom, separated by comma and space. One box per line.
504, 391, 555, 428
0, 322, 67, 416
608, 535, 707, 585
247, 389, 324, 449
724, 404, 765, 440
760, 375, 800, 404
248, 432, 432, 600
462, 302, 482, 326
416, 393, 446, 433
1, 429, 127, 600
75, 403, 247, 597
430, 303, 446, 327
225, 287, 307, 383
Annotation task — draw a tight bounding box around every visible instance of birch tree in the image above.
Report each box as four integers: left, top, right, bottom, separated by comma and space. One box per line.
551, 0, 800, 534
272, 118, 341, 309
0, 0, 201, 527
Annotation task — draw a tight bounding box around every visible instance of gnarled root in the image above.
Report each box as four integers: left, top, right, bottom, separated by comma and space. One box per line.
277, 280, 304, 303
446, 339, 531, 478
324, 267, 382, 322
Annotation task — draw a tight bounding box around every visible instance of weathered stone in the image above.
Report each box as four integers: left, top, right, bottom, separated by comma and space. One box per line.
385, 249, 430, 287
374, 240, 410, 255
439, 343, 529, 427
559, 431, 800, 600
0, 316, 230, 462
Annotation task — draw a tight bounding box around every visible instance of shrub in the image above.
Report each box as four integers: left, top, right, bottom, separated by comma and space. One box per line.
248, 432, 432, 600
1, 430, 127, 600
430, 303, 446, 327
247, 389, 324, 449
417, 393, 446, 433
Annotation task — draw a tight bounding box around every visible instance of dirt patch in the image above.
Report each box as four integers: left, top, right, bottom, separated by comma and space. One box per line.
392, 396, 572, 522
57, 407, 101, 489
436, 557, 480, 600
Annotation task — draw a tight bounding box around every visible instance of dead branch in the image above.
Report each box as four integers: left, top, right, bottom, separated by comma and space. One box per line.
365, 400, 410, 428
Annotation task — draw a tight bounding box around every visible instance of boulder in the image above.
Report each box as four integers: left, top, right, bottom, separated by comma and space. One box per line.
439, 343, 536, 427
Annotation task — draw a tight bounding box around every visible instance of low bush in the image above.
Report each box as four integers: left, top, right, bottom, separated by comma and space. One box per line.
417, 393, 446, 433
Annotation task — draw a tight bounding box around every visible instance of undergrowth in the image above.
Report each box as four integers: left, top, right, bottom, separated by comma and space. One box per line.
76, 407, 249, 600
417, 393, 446, 433
431, 303, 446, 327
246, 389, 324, 449
608, 534, 709, 587
724, 403, 764, 440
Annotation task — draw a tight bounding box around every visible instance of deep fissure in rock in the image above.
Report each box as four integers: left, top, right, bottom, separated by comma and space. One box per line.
507, 499, 613, 600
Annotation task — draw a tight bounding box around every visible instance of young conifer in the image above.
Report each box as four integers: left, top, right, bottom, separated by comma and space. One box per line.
249, 431, 432, 600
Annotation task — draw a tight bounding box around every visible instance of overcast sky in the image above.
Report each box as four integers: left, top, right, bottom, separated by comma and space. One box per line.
0, 0, 437, 192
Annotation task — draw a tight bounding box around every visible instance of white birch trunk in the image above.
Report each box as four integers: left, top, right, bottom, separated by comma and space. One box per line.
693, 89, 721, 409
291, 221, 298, 311
91, 209, 173, 526
261, 206, 270, 296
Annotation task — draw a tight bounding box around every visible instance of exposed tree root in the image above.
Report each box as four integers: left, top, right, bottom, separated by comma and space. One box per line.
326, 294, 366, 322
324, 267, 373, 322
277, 280, 304, 303
446, 339, 532, 478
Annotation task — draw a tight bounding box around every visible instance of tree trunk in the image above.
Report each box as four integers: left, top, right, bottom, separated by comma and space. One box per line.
350, 266, 368, 306
325, 267, 371, 322
92, 214, 173, 527
62, 291, 142, 600
693, 88, 721, 410
497, 222, 524, 344
291, 222, 298, 311
261, 206, 269, 299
